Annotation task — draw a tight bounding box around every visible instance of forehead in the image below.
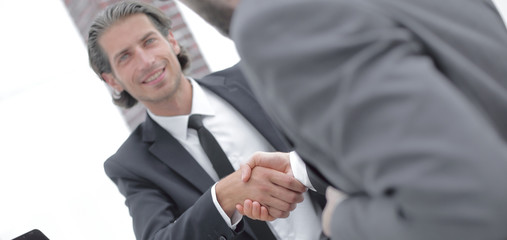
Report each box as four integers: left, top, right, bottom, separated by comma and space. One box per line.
99, 13, 159, 56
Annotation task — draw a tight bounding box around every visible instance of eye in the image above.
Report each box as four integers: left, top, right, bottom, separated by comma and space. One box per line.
145, 38, 156, 46
118, 53, 130, 63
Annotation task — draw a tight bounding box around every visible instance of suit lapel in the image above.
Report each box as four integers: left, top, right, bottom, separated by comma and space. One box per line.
143, 115, 214, 193
196, 67, 291, 152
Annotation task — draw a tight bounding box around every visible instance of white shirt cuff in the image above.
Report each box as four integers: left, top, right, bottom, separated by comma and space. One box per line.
290, 151, 316, 191
211, 183, 242, 230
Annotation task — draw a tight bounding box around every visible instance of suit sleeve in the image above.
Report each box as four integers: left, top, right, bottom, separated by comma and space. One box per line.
104, 159, 245, 240
231, 0, 507, 239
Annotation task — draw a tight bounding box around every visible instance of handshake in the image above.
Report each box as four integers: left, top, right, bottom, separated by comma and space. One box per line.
215, 152, 305, 221
215, 152, 343, 237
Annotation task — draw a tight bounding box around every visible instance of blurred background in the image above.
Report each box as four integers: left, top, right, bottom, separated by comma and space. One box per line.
0, 0, 505, 239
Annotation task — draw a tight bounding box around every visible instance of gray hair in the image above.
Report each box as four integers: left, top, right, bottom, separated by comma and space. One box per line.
87, 0, 189, 108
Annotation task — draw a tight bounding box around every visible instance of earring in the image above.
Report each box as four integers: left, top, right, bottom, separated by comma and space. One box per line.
112, 89, 122, 99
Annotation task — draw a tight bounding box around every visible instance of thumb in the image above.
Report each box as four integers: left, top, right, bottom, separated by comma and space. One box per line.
240, 163, 253, 182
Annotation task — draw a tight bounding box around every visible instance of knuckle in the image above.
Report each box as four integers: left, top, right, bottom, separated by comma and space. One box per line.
252, 151, 262, 159
289, 203, 297, 211
269, 208, 282, 217
287, 192, 303, 203
280, 211, 290, 218
279, 202, 291, 212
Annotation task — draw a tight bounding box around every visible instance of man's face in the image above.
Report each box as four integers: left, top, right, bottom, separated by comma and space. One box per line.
99, 13, 184, 106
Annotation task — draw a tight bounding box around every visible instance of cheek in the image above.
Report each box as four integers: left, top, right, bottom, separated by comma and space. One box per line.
115, 66, 136, 83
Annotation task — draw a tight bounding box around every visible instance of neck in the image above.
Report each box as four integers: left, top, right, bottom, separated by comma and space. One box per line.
145, 76, 193, 117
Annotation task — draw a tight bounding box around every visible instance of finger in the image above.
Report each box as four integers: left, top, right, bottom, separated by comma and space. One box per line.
246, 200, 275, 221
271, 188, 305, 205
236, 204, 245, 215
243, 199, 253, 217
240, 163, 253, 182
260, 206, 275, 221
252, 201, 262, 219
266, 206, 290, 219
255, 181, 304, 208
268, 169, 307, 193
251, 167, 305, 203
260, 192, 300, 213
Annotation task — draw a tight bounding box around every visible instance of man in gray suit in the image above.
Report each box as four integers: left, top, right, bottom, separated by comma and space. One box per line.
178, 0, 507, 239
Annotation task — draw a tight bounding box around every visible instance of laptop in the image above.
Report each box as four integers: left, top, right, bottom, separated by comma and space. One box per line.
12, 229, 49, 240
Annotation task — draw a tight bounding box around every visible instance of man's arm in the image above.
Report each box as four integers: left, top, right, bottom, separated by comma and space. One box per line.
105, 159, 234, 240
105, 157, 305, 239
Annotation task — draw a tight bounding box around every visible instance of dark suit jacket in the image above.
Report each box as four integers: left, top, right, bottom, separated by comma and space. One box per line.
104, 65, 325, 240
231, 0, 507, 239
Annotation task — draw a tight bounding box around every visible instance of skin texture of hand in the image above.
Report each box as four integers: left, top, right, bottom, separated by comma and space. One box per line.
236, 152, 306, 221
322, 186, 346, 237
240, 152, 294, 182
215, 165, 306, 218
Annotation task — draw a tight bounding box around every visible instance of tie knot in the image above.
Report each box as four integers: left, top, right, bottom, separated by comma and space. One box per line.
188, 114, 204, 130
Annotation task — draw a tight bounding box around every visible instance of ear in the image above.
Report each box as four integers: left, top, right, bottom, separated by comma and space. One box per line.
102, 73, 124, 92
166, 31, 181, 54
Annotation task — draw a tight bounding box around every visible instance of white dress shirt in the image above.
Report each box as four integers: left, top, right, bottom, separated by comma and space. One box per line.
149, 78, 322, 240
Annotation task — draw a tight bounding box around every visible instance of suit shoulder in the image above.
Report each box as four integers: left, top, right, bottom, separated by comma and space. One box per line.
104, 123, 148, 168
201, 63, 249, 84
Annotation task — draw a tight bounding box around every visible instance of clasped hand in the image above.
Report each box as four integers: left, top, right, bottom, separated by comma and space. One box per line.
235, 152, 306, 221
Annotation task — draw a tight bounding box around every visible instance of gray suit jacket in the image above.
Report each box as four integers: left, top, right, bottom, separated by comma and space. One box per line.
230, 0, 507, 239
104, 65, 325, 240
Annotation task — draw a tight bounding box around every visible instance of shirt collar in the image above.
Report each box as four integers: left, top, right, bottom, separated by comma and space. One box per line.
148, 77, 215, 140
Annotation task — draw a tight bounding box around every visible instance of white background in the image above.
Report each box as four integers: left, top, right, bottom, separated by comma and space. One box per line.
0, 0, 505, 239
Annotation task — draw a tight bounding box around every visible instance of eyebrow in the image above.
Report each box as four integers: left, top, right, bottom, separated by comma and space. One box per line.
113, 31, 157, 63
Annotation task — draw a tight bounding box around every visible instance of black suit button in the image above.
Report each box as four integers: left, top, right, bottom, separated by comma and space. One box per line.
218, 236, 227, 240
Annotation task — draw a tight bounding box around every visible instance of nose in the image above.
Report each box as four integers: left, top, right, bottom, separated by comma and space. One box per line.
135, 47, 155, 67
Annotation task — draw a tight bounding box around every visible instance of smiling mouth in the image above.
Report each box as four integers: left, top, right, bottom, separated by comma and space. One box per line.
144, 68, 164, 84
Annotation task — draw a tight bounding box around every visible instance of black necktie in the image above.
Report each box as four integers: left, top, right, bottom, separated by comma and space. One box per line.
188, 114, 277, 240
188, 114, 235, 178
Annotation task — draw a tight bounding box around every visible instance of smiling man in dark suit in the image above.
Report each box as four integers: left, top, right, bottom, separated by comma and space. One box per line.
87, 1, 325, 240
